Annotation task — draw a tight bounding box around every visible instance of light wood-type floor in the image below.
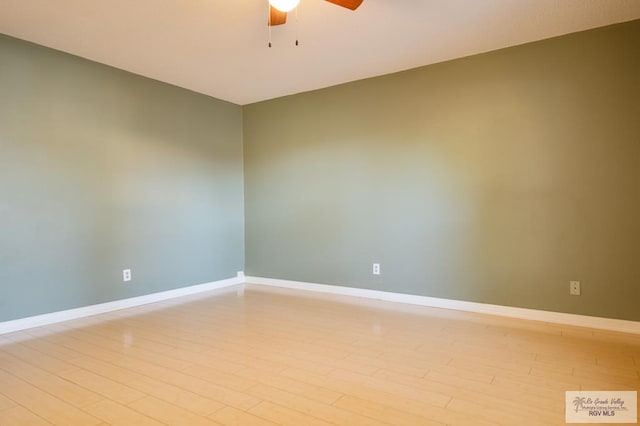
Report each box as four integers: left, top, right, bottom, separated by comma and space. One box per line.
0, 284, 638, 425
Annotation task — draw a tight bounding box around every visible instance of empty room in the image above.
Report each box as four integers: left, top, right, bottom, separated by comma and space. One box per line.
1, 1, 639, 425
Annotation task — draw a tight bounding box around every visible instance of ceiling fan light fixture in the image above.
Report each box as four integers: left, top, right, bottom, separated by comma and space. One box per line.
269, 0, 301, 13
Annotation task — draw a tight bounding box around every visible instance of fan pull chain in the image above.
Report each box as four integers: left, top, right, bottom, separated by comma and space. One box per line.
268, 1, 272, 48
295, 7, 299, 46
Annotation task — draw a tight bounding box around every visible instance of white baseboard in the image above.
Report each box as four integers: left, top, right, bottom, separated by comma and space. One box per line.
245, 276, 640, 335
0, 276, 242, 335
3, 274, 638, 336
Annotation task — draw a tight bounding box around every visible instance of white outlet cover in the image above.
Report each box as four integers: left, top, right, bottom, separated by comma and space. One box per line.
373, 263, 380, 275
123, 269, 132, 282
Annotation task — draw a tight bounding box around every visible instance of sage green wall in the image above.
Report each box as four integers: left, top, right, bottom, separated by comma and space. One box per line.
0, 34, 244, 322
244, 20, 640, 321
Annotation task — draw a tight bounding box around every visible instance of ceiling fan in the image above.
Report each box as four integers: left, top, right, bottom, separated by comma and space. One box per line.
268, 0, 364, 26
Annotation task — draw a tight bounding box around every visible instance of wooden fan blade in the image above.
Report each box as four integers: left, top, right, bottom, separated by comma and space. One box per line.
324, 0, 364, 10
269, 6, 287, 26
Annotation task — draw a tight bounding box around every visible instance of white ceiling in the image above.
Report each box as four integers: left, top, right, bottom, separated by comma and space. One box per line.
1, 1, 639, 105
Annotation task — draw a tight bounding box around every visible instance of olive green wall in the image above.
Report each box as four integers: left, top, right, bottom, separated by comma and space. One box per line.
0, 34, 244, 322
2, 20, 639, 324
244, 20, 640, 321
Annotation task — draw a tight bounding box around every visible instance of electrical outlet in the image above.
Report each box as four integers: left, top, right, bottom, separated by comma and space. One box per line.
569, 281, 580, 296
373, 263, 380, 275
123, 269, 132, 282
